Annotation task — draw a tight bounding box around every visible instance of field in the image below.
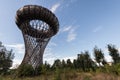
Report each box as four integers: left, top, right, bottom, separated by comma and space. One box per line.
0, 71, 120, 80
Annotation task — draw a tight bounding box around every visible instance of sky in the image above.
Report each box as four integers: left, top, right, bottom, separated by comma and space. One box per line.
0, 0, 120, 67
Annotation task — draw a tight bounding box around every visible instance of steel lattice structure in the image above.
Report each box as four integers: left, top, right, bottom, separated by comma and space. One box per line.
15, 5, 59, 68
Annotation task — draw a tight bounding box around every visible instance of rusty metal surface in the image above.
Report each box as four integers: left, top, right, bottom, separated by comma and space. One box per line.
15, 5, 59, 69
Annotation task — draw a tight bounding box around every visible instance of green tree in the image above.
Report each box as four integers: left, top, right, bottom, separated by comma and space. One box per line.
102, 59, 107, 66
35, 61, 51, 75
77, 51, 93, 71
73, 59, 77, 69
52, 59, 61, 69
66, 59, 73, 68
44, 61, 51, 70
93, 46, 105, 66
0, 42, 14, 74
61, 59, 66, 68
77, 53, 85, 71
108, 44, 120, 64
84, 51, 93, 71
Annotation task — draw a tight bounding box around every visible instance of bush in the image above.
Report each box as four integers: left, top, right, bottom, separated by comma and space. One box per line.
17, 64, 34, 77
54, 68, 61, 80
35, 63, 51, 75
99, 63, 120, 75
113, 63, 120, 75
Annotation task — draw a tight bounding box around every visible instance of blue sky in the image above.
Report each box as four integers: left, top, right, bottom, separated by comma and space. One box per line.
0, 0, 120, 67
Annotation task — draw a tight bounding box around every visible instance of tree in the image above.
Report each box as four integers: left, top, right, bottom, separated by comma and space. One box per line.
52, 59, 61, 69
61, 59, 66, 68
84, 51, 93, 71
77, 53, 85, 71
77, 51, 93, 71
44, 61, 51, 70
93, 46, 105, 66
0, 41, 14, 74
73, 59, 77, 69
66, 59, 73, 68
108, 44, 120, 64
102, 59, 107, 66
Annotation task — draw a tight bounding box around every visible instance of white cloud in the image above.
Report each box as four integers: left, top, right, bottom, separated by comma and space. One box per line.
44, 42, 58, 65
105, 55, 113, 62
118, 48, 120, 53
61, 56, 76, 62
5, 43, 24, 54
103, 47, 120, 62
103, 48, 113, 62
67, 28, 77, 42
44, 48, 57, 65
5, 43, 24, 68
62, 26, 72, 32
64, 0, 77, 8
48, 42, 57, 47
44, 50, 77, 64
93, 26, 102, 33
44, 48, 54, 58
61, 26, 77, 42
44, 43, 59, 65
50, 3, 60, 13
11, 59, 22, 69
44, 57, 56, 65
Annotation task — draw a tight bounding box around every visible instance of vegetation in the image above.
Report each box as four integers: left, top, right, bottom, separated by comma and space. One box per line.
0, 41, 120, 80
108, 44, 120, 64
0, 41, 14, 75
93, 46, 106, 66
17, 64, 34, 77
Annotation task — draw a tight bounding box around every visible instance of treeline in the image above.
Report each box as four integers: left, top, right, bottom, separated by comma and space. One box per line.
17, 44, 120, 77
0, 41, 120, 77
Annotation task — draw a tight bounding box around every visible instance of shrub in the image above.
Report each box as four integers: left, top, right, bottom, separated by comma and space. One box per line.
114, 63, 120, 75
35, 64, 48, 75
54, 68, 61, 80
17, 64, 34, 77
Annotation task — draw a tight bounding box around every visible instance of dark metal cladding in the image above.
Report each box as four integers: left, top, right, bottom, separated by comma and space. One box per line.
15, 5, 59, 37
15, 5, 59, 69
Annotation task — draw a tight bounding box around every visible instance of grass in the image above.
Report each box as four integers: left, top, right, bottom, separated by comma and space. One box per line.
0, 71, 120, 80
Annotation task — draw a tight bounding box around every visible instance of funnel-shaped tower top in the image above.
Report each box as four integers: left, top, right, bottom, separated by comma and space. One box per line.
16, 5, 59, 38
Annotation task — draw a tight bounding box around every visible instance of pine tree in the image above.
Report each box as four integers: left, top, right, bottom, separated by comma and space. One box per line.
77, 51, 93, 71
108, 44, 120, 64
52, 59, 61, 69
66, 59, 73, 68
93, 46, 104, 66
61, 59, 66, 68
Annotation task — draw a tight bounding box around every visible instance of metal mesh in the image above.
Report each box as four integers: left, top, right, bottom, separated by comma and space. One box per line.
30, 20, 49, 32
21, 20, 51, 68
14, 5, 59, 79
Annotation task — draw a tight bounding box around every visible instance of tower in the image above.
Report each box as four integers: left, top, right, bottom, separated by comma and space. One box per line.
15, 5, 59, 68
